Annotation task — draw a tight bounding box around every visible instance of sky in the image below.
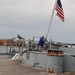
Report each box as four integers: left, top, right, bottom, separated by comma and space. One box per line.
0, 0, 75, 43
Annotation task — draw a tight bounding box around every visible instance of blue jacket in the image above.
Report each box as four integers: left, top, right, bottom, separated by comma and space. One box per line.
38, 37, 44, 46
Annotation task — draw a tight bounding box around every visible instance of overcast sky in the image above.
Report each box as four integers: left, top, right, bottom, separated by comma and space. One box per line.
0, 0, 75, 43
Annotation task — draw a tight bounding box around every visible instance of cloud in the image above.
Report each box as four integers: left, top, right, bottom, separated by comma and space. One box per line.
0, 0, 75, 43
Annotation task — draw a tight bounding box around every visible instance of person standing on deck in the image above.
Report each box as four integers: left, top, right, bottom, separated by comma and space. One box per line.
38, 36, 44, 51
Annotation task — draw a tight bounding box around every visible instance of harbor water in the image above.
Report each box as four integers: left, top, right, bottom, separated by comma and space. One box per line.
0, 46, 7, 54
0, 46, 20, 54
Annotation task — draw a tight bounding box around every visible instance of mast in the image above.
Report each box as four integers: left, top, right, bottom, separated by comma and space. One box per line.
46, 0, 57, 38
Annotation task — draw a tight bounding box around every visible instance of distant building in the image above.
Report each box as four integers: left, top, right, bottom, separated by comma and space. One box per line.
0, 39, 26, 46
0, 39, 8, 46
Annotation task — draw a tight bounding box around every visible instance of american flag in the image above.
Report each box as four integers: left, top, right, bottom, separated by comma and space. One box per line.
55, 0, 64, 22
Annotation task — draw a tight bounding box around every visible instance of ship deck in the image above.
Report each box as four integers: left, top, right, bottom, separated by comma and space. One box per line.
0, 55, 75, 75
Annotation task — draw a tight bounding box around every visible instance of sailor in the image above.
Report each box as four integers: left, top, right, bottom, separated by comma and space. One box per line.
38, 36, 44, 51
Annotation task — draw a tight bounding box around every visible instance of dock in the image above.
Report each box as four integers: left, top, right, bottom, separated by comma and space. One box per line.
0, 55, 42, 75
0, 55, 75, 75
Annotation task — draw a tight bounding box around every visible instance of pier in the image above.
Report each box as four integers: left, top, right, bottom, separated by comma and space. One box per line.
0, 55, 74, 75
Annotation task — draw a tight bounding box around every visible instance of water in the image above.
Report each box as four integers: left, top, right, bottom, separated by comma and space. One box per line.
0, 46, 7, 54
0, 46, 20, 54
0, 46, 26, 54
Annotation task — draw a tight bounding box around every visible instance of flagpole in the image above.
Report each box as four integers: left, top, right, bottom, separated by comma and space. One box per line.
46, 0, 57, 38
